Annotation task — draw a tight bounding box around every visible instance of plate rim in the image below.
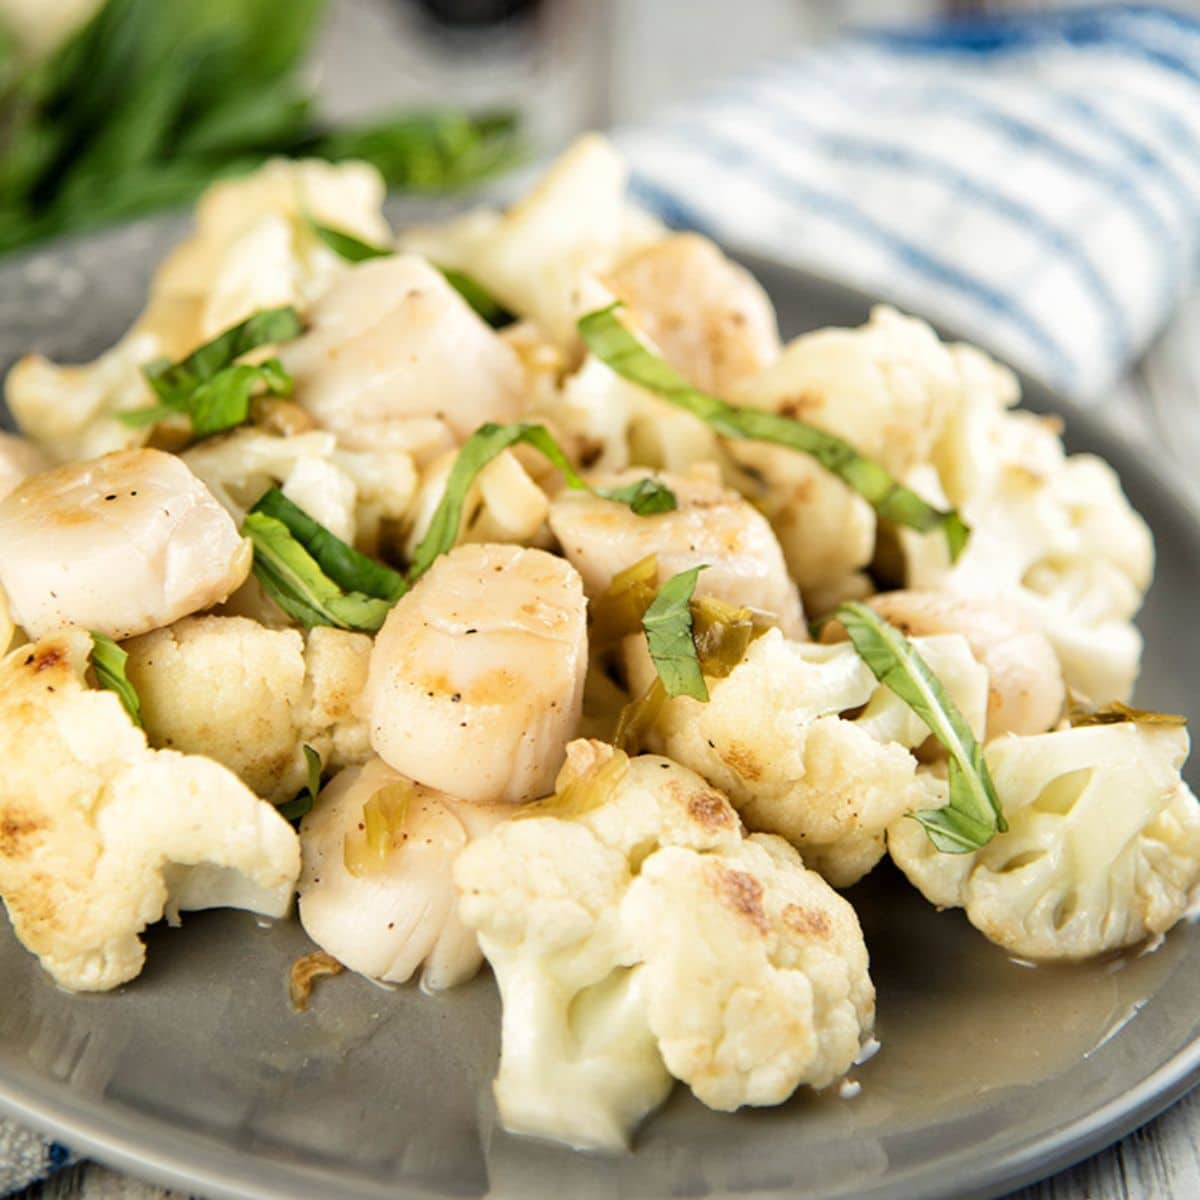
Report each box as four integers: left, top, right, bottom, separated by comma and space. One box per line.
2, 224, 1200, 1200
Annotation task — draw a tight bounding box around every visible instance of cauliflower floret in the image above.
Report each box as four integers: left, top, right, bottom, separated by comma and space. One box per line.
0, 431, 48, 501
366, 544, 587, 804
625, 835, 873, 1108
150, 157, 391, 339
727, 307, 957, 600
0, 449, 251, 640
888, 723, 1200, 961
183, 428, 418, 554
548, 466, 805, 637
454, 743, 874, 1150
299, 758, 508, 990
280, 255, 523, 456
603, 232, 780, 393
8, 159, 388, 462
632, 628, 988, 887
821, 590, 1065, 739
122, 616, 370, 803
902, 402, 1153, 702
0, 628, 300, 991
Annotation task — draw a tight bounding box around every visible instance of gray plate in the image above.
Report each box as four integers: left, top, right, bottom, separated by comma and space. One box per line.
1, 216, 1199, 1200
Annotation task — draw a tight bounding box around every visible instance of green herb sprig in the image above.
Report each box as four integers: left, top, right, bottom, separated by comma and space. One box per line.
89, 632, 141, 727
836, 602, 1005, 853
578, 303, 968, 560
277, 745, 322, 824
642, 567, 708, 701
122, 306, 303, 437
0, 0, 524, 256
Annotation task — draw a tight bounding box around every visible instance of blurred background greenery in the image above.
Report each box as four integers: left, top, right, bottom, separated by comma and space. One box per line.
0, 0, 525, 255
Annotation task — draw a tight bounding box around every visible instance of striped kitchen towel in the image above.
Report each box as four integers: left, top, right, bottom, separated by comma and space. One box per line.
0, 1119, 73, 1196
621, 3, 1200, 400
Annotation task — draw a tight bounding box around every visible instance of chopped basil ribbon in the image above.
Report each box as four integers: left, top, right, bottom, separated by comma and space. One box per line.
243, 490, 405, 633
578, 303, 969, 561
642, 566, 708, 701
308, 220, 515, 328
122, 306, 304, 437
90, 632, 142, 727
836, 601, 1006, 853
277, 745, 322, 824
406, 421, 677, 583
253, 488, 407, 604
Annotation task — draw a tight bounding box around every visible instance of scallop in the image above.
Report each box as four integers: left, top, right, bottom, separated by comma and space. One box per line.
281, 255, 524, 453
605, 232, 780, 393
0, 448, 251, 640
365, 544, 587, 804
548, 468, 805, 636
299, 758, 508, 990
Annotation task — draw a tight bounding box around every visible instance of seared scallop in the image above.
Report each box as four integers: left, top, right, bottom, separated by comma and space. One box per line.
365, 544, 587, 803
0, 448, 250, 640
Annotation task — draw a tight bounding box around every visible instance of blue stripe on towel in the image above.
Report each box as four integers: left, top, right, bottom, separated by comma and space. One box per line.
727, 88, 1131, 358
662, 118, 1075, 380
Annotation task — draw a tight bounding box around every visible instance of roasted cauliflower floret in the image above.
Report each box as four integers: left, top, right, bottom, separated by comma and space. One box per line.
280, 254, 523, 456
632, 628, 988, 887
727, 306, 957, 599
625, 835, 873, 1108
888, 723, 1200, 961
603, 232, 780, 393
822, 590, 1065, 739
123, 616, 371, 803
454, 743, 874, 1150
0, 449, 250, 640
0, 431, 48, 501
150, 157, 390, 340
0, 628, 300, 991
298, 758, 508, 990
7, 159, 388, 462
548, 467, 804, 637
901, 352, 1153, 702
366, 544, 587, 804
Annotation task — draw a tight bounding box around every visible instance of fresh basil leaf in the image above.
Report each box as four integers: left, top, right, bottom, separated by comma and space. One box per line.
438, 267, 515, 329
836, 601, 1005, 853
188, 358, 292, 437
407, 421, 677, 584
308, 220, 391, 263
309, 219, 516, 329
89, 631, 142, 727
252, 489, 407, 602
642, 566, 709, 701
578, 303, 969, 561
146, 306, 302, 405
310, 110, 524, 191
242, 511, 396, 633
595, 476, 679, 516
277, 745, 321, 823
